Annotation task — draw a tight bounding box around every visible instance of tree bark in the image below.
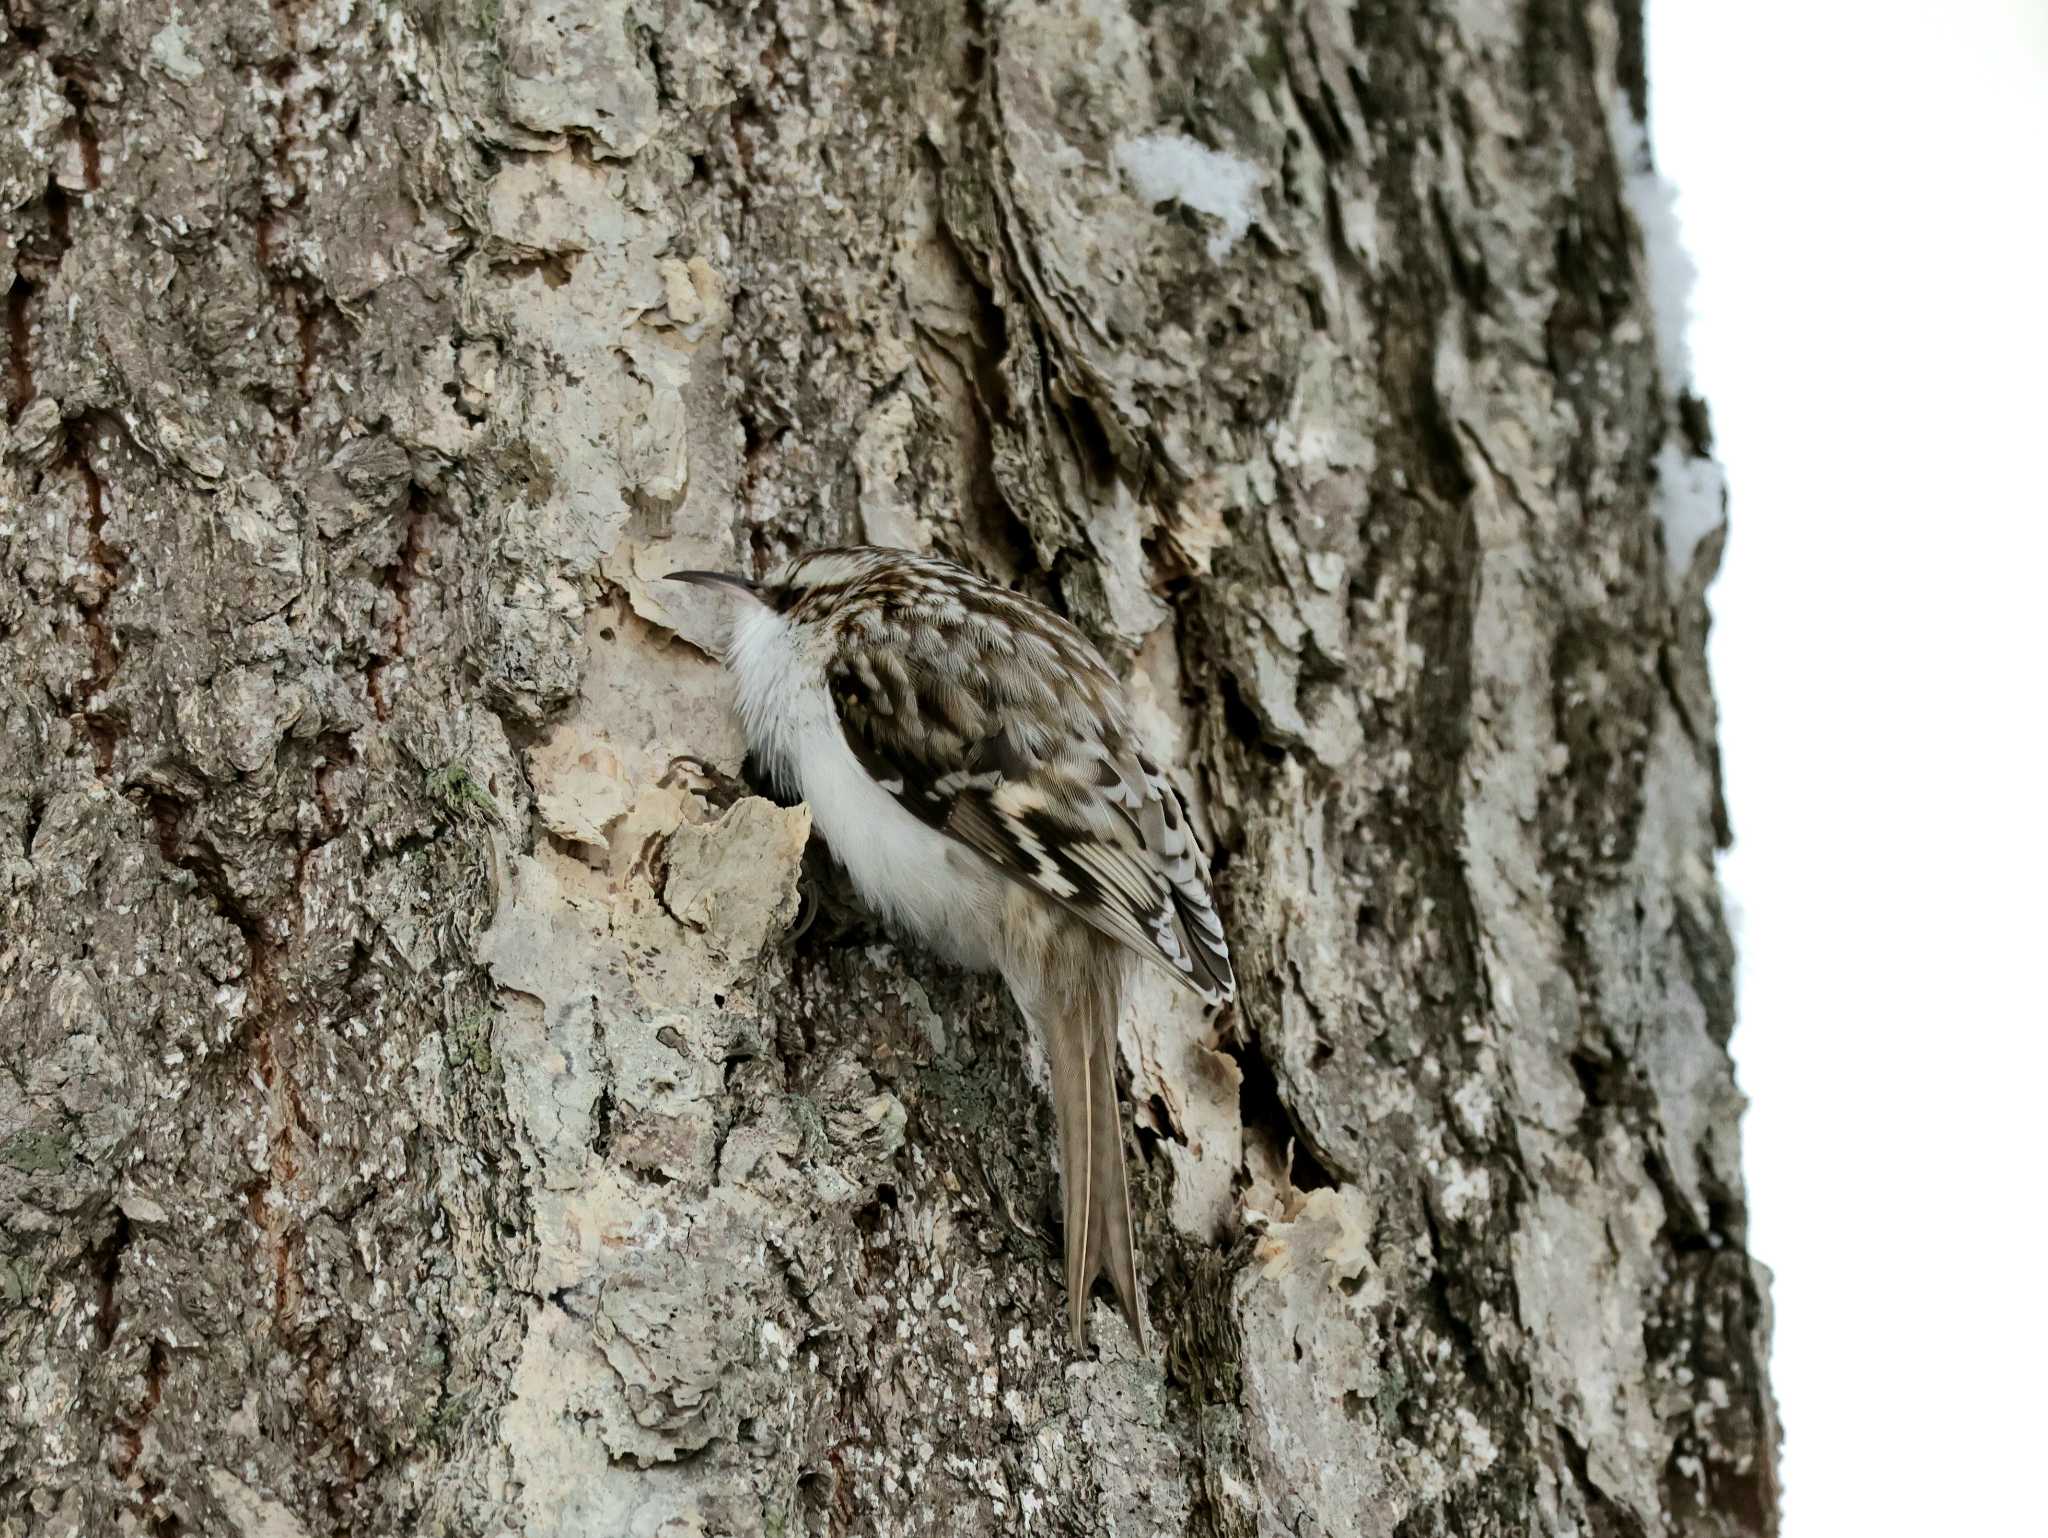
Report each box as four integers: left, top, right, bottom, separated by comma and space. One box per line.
0, 1, 1777, 1534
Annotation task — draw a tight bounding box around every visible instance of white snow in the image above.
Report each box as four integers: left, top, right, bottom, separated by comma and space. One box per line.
1114, 132, 1267, 261
1608, 108, 1697, 391
1609, 105, 1725, 574
1652, 438, 1726, 577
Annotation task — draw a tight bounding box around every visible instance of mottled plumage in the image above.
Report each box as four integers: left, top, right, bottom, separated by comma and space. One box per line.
671, 546, 1234, 1350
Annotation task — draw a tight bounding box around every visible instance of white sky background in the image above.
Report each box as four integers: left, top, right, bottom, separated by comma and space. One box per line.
1646, 2, 2048, 1531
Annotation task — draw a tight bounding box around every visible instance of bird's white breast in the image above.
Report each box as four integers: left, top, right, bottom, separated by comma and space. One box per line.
725, 603, 1003, 970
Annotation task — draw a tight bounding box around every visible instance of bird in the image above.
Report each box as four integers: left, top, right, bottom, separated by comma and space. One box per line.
668, 546, 1234, 1351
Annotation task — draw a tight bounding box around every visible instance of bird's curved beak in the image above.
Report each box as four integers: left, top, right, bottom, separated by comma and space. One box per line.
665, 570, 758, 598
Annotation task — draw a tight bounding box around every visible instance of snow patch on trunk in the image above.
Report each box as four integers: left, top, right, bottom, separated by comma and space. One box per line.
1115, 131, 1266, 260
1609, 105, 1726, 577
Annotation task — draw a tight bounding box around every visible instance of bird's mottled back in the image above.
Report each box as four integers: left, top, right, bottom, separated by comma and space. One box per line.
770, 547, 1233, 1007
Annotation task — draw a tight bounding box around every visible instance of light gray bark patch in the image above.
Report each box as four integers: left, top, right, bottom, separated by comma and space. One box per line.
500, 0, 661, 159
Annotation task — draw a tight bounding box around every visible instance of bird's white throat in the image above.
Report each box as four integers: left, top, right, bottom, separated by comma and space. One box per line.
724, 601, 1002, 969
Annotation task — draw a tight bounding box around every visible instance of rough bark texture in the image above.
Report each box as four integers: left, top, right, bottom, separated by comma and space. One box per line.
0, 1, 1777, 1535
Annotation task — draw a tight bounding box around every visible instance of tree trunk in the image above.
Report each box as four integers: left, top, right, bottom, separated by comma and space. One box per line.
0, 0, 1777, 1534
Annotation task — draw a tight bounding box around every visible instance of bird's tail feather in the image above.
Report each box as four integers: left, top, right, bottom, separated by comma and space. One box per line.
1040, 956, 1144, 1351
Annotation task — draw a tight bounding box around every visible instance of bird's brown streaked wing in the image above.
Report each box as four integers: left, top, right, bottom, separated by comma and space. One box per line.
826, 639, 1235, 1006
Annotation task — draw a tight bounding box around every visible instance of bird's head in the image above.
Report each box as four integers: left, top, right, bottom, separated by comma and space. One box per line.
665, 547, 918, 629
